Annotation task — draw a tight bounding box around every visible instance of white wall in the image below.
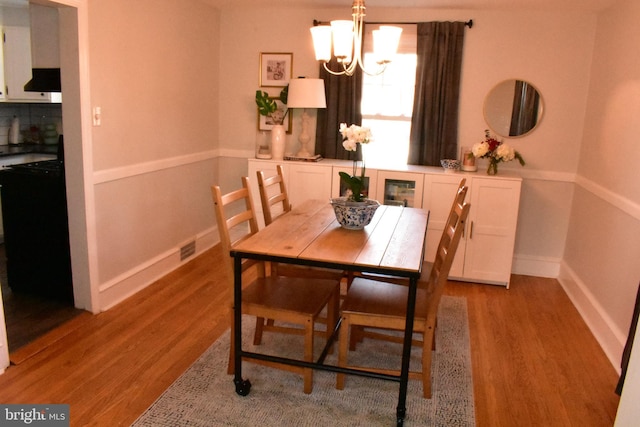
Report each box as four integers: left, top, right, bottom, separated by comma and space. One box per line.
85, 0, 221, 309
560, 0, 640, 415
217, 5, 597, 274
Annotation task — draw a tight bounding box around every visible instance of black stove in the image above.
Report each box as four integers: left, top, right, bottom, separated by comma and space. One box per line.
0, 157, 72, 301
5, 159, 64, 176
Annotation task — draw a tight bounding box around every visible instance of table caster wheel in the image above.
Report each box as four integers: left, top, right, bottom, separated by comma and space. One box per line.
234, 378, 251, 396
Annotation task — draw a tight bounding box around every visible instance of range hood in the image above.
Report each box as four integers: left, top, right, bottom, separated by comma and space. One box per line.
24, 5, 61, 93
24, 68, 61, 93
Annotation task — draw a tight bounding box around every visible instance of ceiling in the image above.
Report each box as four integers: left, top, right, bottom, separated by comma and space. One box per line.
0, 0, 617, 12
206, 0, 617, 12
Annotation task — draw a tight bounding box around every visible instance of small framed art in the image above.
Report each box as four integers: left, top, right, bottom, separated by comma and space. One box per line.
259, 52, 293, 87
257, 98, 292, 134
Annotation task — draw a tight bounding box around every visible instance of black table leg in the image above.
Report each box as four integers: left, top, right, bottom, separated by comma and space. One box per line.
232, 255, 251, 396
396, 276, 418, 425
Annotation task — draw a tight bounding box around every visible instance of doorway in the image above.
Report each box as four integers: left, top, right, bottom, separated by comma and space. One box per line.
0, 0, 92, 365
0, 243, 82, 352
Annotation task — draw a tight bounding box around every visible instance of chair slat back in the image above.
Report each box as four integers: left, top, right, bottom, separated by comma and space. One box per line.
257, 164, 292, 226
423, 185, 470, 321
211, 176, 262, 278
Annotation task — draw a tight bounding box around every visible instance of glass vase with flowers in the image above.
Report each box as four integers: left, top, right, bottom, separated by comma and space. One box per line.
472, 129, 526, 175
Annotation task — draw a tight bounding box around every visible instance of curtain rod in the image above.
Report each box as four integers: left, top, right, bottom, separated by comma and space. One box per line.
313, 19, 473, 28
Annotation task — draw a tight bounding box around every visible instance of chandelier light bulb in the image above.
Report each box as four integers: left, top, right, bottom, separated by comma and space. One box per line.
310, 0, 402, 77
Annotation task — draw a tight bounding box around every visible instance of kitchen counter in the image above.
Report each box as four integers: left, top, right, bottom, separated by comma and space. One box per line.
0, 143, 59, 157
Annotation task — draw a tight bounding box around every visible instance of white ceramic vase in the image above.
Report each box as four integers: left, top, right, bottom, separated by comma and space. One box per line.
271, 125, 286, 161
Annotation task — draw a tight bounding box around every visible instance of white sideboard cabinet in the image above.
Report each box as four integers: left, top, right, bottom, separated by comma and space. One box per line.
331, 164, 379, 201
422, 173, 522, 288
376, 170, 424, 208
248, 158, 522, 287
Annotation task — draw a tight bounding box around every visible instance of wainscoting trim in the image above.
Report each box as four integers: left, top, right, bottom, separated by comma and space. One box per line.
98, 226, 219, 311
558, 261, 625, 374
512, 254, 561, 278
93, 150, 218, 184
575, 174, 640, 221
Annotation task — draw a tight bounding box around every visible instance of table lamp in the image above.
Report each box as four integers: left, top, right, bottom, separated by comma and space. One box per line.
287, 77, 327, 157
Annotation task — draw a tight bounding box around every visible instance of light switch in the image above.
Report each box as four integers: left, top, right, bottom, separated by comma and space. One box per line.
93, 106, 101, 126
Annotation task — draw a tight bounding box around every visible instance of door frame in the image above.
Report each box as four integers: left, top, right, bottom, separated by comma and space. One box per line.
0, 0, 97, 367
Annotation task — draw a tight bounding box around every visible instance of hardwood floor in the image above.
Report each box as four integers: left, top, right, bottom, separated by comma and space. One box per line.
0, 244, 84, 353
0, 245, 620, 426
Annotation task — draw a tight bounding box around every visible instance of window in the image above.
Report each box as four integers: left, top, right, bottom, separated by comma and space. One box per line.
361, 24, 417, 167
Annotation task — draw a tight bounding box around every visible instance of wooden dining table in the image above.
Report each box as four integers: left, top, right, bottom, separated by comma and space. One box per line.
230, 198, 429, 426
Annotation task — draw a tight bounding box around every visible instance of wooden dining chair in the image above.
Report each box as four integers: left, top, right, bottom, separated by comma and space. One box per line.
212, 176, 340, 394
336, 186, 470, 398
346, 182, 467, 351
256, 166, 345, 283
256, 164, 291, 226
355, 178, 466, 287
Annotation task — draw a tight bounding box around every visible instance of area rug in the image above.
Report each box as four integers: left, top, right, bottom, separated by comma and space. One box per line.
132, 296, 475, 427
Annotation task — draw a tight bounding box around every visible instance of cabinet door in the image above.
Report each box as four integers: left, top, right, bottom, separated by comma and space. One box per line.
376, 170, 424, 208
331, 165, 378, 201
463, 177, 521, 286
422, 174, 467, 277
288, 163, 333, 207
3, 26, 50, 102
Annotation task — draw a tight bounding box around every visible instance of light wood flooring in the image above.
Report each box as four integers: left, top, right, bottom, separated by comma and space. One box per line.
0, 245, 620, 426
0, 243, 84, 353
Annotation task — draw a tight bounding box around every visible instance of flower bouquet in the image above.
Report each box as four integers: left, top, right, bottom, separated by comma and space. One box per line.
331, 123, 379, 230
338, 123, 372, 202
472, 129, 525, 175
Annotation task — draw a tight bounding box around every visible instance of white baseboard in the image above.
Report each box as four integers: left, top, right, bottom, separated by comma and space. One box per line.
558, 261, 626, 374
512, 254, 560, 278
98, 226, 219, 311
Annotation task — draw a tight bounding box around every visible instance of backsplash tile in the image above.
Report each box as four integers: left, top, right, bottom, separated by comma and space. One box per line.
0, 103, 63, 145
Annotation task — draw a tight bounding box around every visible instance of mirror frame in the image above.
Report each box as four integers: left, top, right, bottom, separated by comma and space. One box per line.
483, 79, 544, 138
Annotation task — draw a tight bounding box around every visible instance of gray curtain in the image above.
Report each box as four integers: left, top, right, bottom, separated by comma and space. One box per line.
509, 80, 540, 136
408, 22, 466, 166
315, 59, 363, 161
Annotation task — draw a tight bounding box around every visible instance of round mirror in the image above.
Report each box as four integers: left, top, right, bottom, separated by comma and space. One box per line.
484, 79, 543, 138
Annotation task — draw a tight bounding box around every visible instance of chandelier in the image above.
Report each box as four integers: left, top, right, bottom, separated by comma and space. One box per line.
310, 0, 402, 76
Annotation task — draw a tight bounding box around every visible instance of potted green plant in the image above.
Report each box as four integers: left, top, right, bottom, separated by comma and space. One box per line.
255, 86, 288, 124
255, 87, 288, 160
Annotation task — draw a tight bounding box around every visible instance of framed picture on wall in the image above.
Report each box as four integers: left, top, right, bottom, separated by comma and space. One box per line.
257, 98, 292, 134
259, 52, 293, 87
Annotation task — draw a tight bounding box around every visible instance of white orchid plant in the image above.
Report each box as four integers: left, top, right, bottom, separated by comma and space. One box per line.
472, 129, 525, 175
339, 123, 372, 202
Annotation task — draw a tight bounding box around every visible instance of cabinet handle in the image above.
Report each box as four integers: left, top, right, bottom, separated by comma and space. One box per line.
469, 221, 474, 239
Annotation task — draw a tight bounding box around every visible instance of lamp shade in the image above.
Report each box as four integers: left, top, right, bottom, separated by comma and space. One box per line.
287, 78, 327, 109
330, 20, 354, 61
310, 26, 332, 62
373, 26, 403, 63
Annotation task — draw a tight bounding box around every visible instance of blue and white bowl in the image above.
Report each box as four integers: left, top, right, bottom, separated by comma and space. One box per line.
330, 198, 380, 230
440, 159, 461, 173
